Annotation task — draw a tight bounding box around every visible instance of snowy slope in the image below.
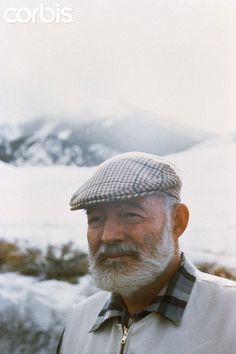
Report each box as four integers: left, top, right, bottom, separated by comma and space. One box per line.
169, 134, 236, 268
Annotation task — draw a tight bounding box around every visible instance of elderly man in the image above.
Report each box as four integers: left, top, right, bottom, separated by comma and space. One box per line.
58, 152, 236, 354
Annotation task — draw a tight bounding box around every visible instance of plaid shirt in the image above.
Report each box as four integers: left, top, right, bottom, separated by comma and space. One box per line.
90, 253, 196, 332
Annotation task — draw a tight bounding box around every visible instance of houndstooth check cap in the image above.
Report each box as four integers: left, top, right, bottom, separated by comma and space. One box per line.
70, 152, 182, 210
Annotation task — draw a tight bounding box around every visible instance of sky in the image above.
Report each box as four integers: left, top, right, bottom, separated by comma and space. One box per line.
0, 0, 236, 134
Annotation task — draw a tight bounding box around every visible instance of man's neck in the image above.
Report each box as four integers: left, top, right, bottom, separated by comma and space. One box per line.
121, 254, 181, 315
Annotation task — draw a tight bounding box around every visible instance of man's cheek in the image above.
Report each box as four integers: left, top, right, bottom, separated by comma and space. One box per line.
88, 237, 100, 256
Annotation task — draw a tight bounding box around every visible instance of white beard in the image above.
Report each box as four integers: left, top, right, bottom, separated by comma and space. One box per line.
88, 220, 176, 297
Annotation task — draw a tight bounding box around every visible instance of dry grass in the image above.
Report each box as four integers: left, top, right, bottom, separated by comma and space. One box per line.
196, 262, 236, 281
0, 239, 88, 283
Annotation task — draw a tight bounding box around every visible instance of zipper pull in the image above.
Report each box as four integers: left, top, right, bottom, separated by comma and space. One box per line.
121, 326, 129, 345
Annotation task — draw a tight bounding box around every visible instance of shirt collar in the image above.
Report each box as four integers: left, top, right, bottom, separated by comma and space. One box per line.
90, 253, 196, 332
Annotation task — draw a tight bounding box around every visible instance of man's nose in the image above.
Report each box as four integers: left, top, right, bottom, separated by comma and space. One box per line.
101, 219, 125, 243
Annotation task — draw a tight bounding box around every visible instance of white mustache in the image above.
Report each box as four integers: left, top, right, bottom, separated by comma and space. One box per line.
94, 242, 142, 263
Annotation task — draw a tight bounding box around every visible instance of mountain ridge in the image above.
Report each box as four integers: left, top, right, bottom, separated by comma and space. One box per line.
0, 113, 213, 166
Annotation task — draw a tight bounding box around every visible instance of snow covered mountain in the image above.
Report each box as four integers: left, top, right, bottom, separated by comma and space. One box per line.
0, 113, 211, 166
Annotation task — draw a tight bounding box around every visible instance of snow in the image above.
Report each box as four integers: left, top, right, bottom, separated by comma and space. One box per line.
33, 121, 58, 140
57, 129, 72, 140
88, 143, 119, 161
0, 122, 21, 141
0, 164, 96, 250
0, 271, 99, 353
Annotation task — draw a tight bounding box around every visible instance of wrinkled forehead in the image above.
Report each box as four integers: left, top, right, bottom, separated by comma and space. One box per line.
85, 194, 165, 214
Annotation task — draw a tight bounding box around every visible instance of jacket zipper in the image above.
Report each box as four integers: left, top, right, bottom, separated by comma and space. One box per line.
120, 326, 129, 354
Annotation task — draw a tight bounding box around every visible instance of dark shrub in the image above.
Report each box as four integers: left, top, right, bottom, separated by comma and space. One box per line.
0, 239, 88, 283
41, 242, 88, 283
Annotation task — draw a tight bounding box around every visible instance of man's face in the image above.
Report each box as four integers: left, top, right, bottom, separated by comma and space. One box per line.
87, 195, 177, 296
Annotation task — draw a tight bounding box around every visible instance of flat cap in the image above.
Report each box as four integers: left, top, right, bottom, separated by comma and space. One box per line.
70, 152, 182, 210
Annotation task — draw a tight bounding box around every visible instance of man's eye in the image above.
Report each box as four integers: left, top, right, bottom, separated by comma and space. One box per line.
123, 213, 142, 221
88, 216, 104, 225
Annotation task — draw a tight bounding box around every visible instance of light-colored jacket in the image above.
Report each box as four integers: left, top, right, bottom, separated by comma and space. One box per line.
61, 270, 236, 354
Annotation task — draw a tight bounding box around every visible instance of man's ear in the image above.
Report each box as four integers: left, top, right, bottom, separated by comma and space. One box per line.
172, 203, 189, 240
